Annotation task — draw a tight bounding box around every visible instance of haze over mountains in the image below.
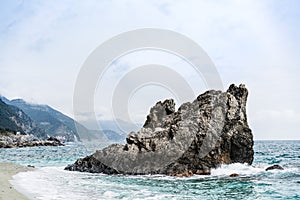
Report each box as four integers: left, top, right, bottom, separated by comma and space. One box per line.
0, 96, 132, 143
98, 119, 141, 142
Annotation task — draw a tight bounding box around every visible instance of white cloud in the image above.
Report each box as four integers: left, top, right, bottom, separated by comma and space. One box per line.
0, 0, 299, 139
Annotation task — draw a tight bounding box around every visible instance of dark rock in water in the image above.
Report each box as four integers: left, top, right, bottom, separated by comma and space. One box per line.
265, 164, 284, 171
229, 173, 239, 177
47, 136, 61, 143
65, 84, 254, 176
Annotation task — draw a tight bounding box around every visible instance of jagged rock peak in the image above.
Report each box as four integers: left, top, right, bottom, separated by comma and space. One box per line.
143, 99, 175, 130
65, 84, 254, 176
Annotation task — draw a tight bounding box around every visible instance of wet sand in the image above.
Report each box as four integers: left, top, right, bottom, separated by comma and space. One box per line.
0, 162, 33, 200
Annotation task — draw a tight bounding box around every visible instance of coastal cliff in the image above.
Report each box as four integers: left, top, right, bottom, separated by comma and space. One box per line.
65, 84, 254, 176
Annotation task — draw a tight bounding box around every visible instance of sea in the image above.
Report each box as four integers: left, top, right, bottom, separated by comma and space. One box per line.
0, 140, 299, 200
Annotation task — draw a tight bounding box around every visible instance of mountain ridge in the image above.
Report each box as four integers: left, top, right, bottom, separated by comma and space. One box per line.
0, 96, 125, 143
0, 99, 44, 136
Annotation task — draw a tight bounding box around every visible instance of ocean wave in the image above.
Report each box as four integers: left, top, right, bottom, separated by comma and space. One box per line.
11, 162, 299, 200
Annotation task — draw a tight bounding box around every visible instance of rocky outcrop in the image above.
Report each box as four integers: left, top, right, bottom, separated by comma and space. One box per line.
229, 173, 239, 177
0, 132, 63, 148
65, 84, 254, 176
265, 164, 284, 171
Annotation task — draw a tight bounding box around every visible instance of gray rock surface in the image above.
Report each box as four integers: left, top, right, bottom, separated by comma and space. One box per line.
0, 132, 63, 148
65, 84, 254, 176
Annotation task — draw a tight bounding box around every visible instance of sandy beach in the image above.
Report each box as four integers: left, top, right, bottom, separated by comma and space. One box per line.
0, 162, 33, 200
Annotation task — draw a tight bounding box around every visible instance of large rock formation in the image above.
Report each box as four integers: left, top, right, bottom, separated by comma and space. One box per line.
65, 84, 254, 176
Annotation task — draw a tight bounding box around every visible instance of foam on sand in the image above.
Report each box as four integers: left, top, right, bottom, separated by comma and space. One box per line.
0, 162, 34, 200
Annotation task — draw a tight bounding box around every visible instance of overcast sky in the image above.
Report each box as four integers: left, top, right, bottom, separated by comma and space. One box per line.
0, 0, 300, 140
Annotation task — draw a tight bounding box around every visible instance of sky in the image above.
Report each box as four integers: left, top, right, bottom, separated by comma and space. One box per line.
0, 0, 300, 140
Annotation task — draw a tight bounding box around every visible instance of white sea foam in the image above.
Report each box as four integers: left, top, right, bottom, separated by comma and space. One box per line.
211, 163, 265, 176
12, 167, 96, 200
11, 163, 297, 200
12, 167, 172, 200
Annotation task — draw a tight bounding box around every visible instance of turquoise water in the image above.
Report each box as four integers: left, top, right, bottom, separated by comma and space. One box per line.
1, 141, 299, 199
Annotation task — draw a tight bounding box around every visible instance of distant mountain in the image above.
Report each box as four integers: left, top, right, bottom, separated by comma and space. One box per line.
0, 96, 10, 104
98, 119, 142, 143
5, 99, 80, 141
0, 96, 131, 143
102, 129, 126, 143
99, 119, 141, 134
76, 129, 125, 146
0, 99, 43, 136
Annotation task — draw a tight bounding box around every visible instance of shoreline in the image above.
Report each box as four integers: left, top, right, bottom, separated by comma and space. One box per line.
0, 162, 34, 200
